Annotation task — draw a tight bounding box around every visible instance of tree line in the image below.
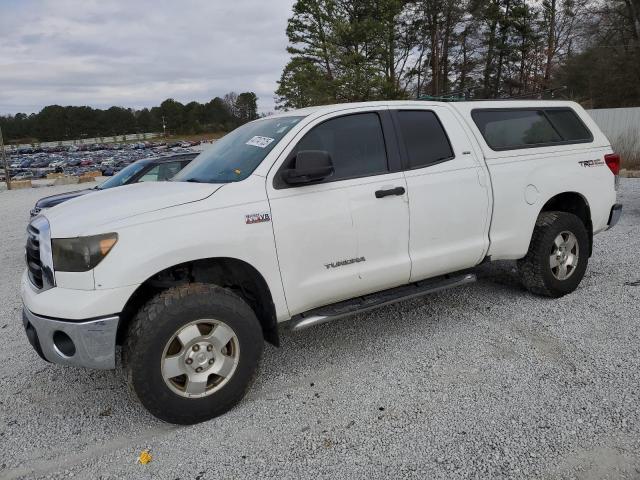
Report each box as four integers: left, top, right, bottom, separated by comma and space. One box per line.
0, 92, 258, 143
275, 0, 640, 109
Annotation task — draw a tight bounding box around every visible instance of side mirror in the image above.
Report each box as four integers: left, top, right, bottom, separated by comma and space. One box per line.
282, 150, 334, 185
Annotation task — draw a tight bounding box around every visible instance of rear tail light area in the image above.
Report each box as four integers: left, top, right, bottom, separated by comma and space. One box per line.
605, 153, 620, 190
604, 153, 620, 175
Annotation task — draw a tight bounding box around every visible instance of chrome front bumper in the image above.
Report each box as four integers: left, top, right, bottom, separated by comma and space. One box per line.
22, 308, 119, 369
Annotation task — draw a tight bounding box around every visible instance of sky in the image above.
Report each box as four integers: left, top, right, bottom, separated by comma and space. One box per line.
0, 0, 296, 116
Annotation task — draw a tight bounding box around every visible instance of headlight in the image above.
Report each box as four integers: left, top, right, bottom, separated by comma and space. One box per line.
52, 233, 118, 272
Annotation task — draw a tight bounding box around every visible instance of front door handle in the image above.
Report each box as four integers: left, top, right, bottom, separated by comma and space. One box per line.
375, 186, 405, 198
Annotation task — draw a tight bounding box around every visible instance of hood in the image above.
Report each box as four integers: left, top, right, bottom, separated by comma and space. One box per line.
44, 181, 222, 237
35, 188, 95, 208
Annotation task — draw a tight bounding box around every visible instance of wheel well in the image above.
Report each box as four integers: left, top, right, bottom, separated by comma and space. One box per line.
117, 258, 279, 347
540, 192, 593, 255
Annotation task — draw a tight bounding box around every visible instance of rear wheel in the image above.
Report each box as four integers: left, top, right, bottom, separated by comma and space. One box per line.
122, 283, 263, 424
518, 211, 589, 297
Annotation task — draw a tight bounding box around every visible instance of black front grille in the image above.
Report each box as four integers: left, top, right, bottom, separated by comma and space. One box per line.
26, 224, 43, 289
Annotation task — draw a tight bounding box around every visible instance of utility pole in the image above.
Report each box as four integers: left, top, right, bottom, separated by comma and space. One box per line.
0, 126, 11, 190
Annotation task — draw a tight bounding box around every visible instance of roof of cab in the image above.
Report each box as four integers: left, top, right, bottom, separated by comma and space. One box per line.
270, 99, 586, 118
267, 99, 608, 153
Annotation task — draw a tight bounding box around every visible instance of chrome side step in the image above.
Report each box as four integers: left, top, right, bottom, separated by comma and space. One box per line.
286, 273, 476, 331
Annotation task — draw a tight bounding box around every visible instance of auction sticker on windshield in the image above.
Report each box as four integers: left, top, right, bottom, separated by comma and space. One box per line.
246, 136, 275, 148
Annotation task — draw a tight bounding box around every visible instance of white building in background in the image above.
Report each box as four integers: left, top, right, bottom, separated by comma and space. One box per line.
587, 107, 640, 164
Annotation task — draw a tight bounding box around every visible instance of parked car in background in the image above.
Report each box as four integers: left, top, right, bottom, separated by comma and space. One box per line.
49, 160, 66, 169
29, 153, 197, 217
12, 171, 33, 181
100, 159, 116, 166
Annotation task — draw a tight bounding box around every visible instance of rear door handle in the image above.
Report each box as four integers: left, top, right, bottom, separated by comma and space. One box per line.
375, 186, 405, 198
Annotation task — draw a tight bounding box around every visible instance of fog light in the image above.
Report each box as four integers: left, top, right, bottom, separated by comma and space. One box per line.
52, 331, 76, 357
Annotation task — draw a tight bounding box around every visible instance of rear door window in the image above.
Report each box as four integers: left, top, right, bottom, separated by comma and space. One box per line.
471, 108, 592, 150
395, 111, 454, 169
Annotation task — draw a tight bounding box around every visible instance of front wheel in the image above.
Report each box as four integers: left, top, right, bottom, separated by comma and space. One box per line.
122, 283, 263, 424
518, 211, 589, 298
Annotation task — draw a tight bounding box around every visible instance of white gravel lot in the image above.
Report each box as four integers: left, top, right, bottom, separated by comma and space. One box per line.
0, 180, 639, 480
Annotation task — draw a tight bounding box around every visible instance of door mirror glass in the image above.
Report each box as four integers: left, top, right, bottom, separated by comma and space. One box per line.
282, 150, 334, 185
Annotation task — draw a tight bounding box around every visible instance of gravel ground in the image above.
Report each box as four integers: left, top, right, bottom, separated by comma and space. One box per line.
0, 180, 639, 480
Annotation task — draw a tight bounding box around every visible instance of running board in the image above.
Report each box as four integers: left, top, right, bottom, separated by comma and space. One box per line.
286, 273, 476, 331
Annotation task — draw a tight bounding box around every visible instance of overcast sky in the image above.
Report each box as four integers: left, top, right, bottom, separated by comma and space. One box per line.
0, 0, 296, 115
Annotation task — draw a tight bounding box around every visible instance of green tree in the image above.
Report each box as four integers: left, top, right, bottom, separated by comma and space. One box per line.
284, 0, 339, 98
99, 107, 136, 136
183, 101, 204, 133
276, 0, 413, 108
276, 57, 334, 109
203, 97, 233, 130
35, 105, 67, 140
555, 0, 640, 107
159, 99, 185, 135
0, 92, 260, 142
235, 92, 259, 123
135, 108, 156, 132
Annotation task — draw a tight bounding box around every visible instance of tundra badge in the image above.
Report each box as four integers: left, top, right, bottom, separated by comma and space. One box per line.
324, 257, 366, 269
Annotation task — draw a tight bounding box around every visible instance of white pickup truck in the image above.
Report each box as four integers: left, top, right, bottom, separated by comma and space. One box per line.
21, 100, 622, 424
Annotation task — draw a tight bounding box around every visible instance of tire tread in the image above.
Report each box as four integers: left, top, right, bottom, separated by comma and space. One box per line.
518, 211, 588, 298
518, 211, 560, 297
122, 283, 262, 424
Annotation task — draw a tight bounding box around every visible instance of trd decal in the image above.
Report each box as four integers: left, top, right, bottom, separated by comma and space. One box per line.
324, 257, 366, 269
245, 212, 271, 224
578, 159, 604, 168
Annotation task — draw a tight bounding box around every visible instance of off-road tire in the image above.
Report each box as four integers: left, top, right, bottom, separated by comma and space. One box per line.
122, 283, 263, 424
518, 211, 589, 298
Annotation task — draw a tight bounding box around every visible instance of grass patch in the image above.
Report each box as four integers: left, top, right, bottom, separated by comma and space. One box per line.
611, 133, 640, 170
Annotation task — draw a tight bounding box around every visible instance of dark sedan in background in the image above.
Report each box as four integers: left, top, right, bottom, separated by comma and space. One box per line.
30, 153, 197, 217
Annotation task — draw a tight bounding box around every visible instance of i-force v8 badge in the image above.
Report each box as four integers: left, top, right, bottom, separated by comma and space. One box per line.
245, 213, 271, 224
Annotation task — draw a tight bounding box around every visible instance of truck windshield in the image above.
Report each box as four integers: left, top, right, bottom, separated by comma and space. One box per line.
98, 161, 148, 189
173, 116, 304, 183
